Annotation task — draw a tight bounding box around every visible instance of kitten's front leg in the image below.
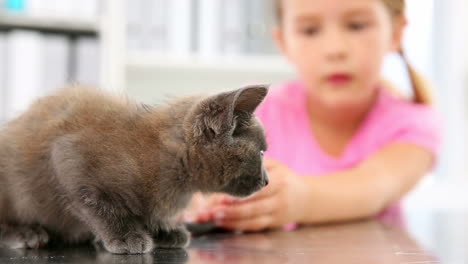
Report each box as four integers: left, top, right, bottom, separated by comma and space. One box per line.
51, 135, 153, 254
153, 224, 191, 249
72, 186, 154, 254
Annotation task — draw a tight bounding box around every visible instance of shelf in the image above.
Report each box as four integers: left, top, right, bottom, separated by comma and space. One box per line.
126, 52, 294, 75
0, 14, 98, 35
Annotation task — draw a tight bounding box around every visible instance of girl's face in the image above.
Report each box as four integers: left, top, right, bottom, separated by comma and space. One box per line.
274, 0, 405, 108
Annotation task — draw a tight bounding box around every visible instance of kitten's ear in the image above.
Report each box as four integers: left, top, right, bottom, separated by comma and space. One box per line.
232, 84, 269, 115
192, 84, 269, 140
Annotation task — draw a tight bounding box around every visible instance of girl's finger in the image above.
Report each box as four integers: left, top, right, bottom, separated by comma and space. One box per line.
207, 194, 229, 207
213, 197, 276, 222
196, 210, 213, 222
193, 194, 229, 222
215, 214, 273, 232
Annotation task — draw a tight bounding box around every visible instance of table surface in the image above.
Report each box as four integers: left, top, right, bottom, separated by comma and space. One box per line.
0, 212, 465, 264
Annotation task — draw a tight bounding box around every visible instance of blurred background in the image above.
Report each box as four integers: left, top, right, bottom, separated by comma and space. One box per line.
0, 0, 467, 257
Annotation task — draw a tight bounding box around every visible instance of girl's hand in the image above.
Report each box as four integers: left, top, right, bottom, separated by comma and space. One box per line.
181, 192, 226, 223
208, 159, 307, 232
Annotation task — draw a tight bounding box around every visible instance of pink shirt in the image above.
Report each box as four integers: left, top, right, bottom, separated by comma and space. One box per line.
255, 80, 442, 219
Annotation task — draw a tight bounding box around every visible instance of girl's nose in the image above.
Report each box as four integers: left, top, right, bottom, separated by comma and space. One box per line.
323, 28, 348, 62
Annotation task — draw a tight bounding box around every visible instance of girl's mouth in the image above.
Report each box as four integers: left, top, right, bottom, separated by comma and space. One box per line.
327, 73, 353, 86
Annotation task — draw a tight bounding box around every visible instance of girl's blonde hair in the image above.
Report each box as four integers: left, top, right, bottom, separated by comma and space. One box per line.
274, 0, 433, 105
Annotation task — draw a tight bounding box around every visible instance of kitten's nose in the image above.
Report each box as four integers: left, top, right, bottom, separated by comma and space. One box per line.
262, 168, 269, 186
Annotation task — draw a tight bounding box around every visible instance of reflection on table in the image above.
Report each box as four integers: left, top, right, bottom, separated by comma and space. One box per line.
1, 212, 466, 263
189, 220, 437, 264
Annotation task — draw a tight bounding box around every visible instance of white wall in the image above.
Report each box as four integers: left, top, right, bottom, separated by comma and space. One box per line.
404, 0, 468, 239
431, 0, 468, 183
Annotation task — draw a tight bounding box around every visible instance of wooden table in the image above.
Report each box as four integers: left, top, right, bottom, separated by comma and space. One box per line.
0, 213, 462, 263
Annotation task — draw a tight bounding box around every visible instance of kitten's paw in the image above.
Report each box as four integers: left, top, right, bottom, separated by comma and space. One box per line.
0, 225, 49, 249
155, 227, 191, 249
104, 231, 154, 254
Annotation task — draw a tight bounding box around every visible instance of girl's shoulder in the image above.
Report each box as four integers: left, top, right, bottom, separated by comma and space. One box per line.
376, 87, 441, 125
369, 87, 443, 153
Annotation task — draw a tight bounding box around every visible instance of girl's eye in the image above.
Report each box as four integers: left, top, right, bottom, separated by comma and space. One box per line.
348, 22, 369, 31
300, 26, 320, 36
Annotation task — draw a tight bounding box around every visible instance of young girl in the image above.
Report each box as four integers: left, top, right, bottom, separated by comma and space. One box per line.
185, 0, 442, 231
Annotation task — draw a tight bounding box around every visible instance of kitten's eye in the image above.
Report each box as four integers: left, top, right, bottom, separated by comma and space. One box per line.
260, 150, 264, 157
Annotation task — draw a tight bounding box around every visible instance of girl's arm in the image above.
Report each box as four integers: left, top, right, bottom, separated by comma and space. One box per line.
296, 143, 434, 224
207, 143, 434, 231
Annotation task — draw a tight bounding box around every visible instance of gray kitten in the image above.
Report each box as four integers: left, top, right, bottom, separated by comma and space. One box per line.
0, 85, 269, 254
